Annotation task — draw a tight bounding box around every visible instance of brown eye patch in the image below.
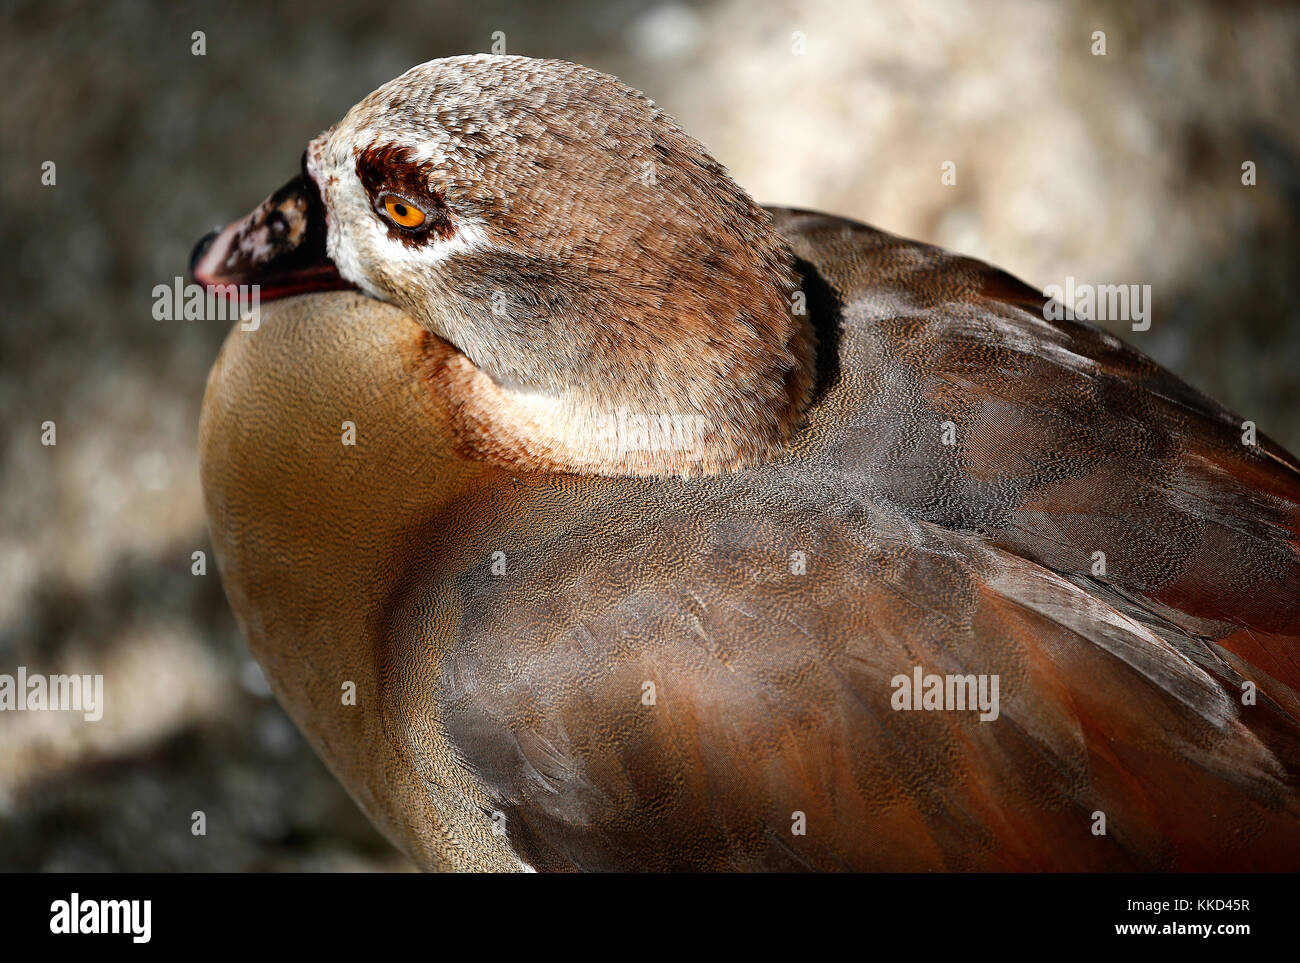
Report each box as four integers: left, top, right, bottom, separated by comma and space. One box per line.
356, 143, 456, 245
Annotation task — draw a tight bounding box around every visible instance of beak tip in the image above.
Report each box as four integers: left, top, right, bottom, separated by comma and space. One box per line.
188, 173, 345, 301
190, 227, 221, 279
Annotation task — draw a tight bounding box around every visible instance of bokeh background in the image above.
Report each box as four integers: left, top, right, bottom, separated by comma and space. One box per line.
2, 0, 1297, 870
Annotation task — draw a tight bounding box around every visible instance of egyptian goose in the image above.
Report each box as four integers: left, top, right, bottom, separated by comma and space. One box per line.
194, 55, 1300, 871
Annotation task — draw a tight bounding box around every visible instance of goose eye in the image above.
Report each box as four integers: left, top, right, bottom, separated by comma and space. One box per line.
380, 194, 427, 229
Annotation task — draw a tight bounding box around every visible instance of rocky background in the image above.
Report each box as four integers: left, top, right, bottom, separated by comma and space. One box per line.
1, 0, 1297, 870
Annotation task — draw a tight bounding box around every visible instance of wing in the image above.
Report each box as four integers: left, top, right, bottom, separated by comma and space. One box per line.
432, 477, 1300, 871
772, 208, 1300, 691
412, 211, 1300, 870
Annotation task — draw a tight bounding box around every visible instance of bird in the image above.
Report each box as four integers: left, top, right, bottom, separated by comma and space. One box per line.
194, 54, 1300, 871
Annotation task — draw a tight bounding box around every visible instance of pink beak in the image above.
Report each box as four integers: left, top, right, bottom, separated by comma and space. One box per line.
190, 166, 356, 302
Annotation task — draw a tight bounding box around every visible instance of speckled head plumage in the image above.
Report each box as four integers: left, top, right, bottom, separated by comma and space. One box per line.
197, 55, 815, 476
196, 59, 1300, 873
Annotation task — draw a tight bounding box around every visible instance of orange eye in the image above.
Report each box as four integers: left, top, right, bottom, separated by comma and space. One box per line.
381, 195, 427, 229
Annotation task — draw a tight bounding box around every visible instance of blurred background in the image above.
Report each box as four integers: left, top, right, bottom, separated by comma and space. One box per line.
1, 0, 1297, 870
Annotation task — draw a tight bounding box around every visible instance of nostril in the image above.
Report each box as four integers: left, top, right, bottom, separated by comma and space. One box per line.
190, 227, 221, 277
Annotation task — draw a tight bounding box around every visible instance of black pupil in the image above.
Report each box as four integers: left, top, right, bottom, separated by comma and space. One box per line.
393, 202, 407, 217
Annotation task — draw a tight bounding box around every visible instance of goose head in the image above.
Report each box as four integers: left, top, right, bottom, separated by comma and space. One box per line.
193, 55, 815, 475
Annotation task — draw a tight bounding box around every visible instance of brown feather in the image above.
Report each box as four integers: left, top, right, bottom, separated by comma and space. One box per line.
201, 210, 1300, 870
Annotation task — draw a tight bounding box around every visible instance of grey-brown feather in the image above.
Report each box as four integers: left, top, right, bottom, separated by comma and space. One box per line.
424, 211, 1300, 870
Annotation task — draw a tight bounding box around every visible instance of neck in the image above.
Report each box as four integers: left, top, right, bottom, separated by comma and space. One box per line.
401, 195, 817, 476
411, 246, 816, 476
